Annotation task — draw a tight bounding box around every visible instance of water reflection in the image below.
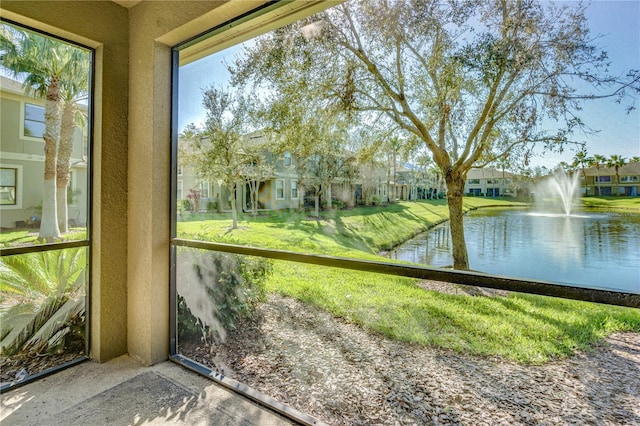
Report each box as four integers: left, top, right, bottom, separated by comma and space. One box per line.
388, 209, 640, 294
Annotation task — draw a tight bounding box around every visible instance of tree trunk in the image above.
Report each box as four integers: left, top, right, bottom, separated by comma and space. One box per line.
230, 184, 238, 229
445, 173, 469, 270
249, 180, 258, 215
39, 80, 61, 242
314, 191, 320, 218
56, 100, 77, 232
298, 183, 304, 210
326, 182, 332, 209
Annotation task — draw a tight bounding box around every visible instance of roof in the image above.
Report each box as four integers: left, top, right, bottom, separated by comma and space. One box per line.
0, 75, 26, 95
467, 168, 516, 179
582, 161, 640, 176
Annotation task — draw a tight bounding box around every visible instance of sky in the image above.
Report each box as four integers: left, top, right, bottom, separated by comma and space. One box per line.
177, 1, 640, 169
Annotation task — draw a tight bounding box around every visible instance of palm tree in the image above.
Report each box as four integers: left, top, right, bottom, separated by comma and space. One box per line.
631, 156, 640, 163
607, 155, 627, 196
572, 149, 592, 195
1, 24, 88, 241
57, 57, 90, 232
589, 154, 607, 196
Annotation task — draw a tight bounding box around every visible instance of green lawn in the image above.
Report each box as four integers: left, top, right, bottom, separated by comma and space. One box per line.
581, 196, 640, 212
178, 198, 640, 364
0, 228, 86, 247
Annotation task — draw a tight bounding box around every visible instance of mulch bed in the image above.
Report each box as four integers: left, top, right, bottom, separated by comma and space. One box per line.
1, 349, 85, 385
180, 293, 640, 425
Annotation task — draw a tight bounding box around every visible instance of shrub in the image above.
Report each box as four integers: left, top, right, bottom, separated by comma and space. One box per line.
176, 250, 272, 345
205, 200, 217, 212
0, 248, 86, 356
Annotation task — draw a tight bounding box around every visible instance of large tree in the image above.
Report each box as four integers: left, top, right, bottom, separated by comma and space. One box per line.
181, 87, 253, 229
232, 0, 639, 269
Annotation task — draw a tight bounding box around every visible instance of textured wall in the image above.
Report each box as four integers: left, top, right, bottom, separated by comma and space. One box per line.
126, 1, 267, 365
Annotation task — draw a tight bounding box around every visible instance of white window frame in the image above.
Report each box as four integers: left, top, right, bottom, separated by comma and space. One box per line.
20, 102, 46, 141
275, 179, 285, 200
177, 180, 183, 200
291, 180, 298, 199
0, 164, 23, 210
200, 181, 210, 198
284, 151, 292, 167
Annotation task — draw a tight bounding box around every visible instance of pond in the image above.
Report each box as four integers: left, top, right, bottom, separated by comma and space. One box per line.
387, 208, 640, 294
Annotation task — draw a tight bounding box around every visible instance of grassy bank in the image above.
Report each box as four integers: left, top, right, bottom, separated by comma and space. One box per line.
581, 196, 640, 212
178, 198, 640, 364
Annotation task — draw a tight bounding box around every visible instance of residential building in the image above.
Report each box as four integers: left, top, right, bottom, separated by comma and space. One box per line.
464, 168, 516, 197
0, 76, 88, 229
178, 132, 413, 212
580, 161, 640, 196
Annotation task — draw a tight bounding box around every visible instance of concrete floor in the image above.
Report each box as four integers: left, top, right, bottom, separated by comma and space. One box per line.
0, 355, 297, 425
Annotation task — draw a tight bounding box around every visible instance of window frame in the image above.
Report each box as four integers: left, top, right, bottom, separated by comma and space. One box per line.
0, 165, 20, 208
168, 3, 639, 422
291, 180, 298, 199
199, 180, 210, 198
0, 17, 94, 391
21, 102, 46, 140
275, 179, 285, 200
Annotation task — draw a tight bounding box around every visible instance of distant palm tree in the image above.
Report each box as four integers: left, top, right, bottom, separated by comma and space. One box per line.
572, 149, 592, 194
631, 156, 640, 163
589, 154, 607, 196
557, 161, 572, 174
607, 154, 627, 196
1, 24, 89, 240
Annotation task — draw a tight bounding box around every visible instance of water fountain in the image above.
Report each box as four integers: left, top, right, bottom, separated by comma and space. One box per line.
533, 169, 581, 216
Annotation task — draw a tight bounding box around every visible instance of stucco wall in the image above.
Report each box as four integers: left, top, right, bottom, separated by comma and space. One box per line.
126, 0, 269, 365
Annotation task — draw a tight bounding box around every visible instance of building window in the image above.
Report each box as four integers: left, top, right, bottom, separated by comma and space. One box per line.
177, 180, 183, 200
23, 103, 46, 138
284, 151, 292, 167
468, 179, 480, 184
596, 176, 611, 182
276, 179, 285, 200
620, 176, 639, 183
291, 180, 298, 199
0, 167, 17, 205
200, 181, 210, 198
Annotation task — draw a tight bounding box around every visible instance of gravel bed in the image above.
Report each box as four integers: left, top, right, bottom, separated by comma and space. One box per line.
181, 294, 640, 425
